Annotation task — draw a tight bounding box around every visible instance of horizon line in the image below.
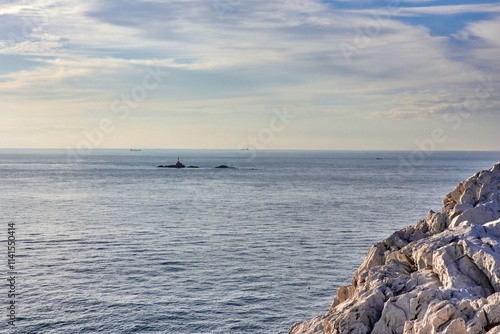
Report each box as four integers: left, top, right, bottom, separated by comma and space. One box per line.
0, 148, 499, 153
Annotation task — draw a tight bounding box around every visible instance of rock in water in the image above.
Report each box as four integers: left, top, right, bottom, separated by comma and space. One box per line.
290, 162, 500, 334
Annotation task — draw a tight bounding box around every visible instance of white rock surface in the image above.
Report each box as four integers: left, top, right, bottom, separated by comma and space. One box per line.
290, 162, 500, 334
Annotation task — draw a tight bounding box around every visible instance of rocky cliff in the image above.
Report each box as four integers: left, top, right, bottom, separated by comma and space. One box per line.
290, 162, 500, 334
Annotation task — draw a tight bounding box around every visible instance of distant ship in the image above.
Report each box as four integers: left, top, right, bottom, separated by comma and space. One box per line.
130, 149, 142, 151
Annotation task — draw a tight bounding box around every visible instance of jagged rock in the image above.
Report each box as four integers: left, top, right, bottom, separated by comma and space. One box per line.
290, 162, 500, 334
484, 219, 500, 238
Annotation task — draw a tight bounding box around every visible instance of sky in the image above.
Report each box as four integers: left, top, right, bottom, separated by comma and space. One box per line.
0, 0, 499, 151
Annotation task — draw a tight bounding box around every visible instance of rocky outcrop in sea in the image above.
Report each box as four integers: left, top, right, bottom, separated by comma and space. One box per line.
290, 162, 500, 334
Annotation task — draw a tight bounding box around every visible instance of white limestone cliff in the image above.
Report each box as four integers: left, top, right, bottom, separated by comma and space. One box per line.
290, 162, 500, 334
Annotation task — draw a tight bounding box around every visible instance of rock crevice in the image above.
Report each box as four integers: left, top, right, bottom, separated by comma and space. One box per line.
290, 162, 500, 334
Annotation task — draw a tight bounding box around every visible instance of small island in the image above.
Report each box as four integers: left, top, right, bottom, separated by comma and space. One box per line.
158, 158, 199, 169
157, 159, 237, 169
215, 165, 235, 169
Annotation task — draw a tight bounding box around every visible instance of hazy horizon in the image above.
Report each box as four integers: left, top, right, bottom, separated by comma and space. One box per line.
1, 147, 500, 153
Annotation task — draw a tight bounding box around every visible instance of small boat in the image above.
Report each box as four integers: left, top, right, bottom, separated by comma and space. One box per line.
130, 149, 142, 151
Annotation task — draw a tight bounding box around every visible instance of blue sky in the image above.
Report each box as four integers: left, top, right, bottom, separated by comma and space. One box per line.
0, 0, 499, 150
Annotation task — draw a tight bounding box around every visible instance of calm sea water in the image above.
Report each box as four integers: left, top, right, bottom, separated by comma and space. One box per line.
1, 149, 499, 334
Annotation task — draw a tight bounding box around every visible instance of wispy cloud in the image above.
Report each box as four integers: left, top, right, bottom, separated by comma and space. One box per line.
460, 16, 500, 46
0, 0, 499, 148
0, 125, 84, 134
343, 3, 500, 17
371, 88, 500, 119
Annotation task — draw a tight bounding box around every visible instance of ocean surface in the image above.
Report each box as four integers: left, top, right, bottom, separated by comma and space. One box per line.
1, 149, 500, 334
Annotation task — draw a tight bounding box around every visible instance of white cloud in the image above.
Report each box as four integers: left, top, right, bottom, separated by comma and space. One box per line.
463, 17, 500, 46
344, 3, 500, 17
0, 0, 499, 148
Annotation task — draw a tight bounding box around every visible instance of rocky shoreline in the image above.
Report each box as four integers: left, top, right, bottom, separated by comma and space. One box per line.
290, 162, 500, 334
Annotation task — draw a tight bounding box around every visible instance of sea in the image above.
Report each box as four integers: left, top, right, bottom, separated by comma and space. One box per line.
1, 149, 499, 334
